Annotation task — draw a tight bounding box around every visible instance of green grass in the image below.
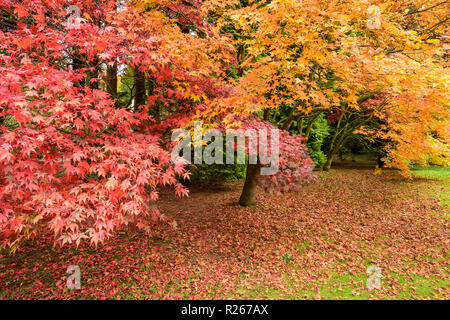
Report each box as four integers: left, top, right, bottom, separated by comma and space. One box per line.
411, 166, 449, 210
412, 166, 450, 180
319, 272, 448, 300
229, 270, 448, 300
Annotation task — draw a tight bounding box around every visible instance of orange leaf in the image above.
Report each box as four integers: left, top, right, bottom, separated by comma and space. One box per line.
15, 4, 28, 18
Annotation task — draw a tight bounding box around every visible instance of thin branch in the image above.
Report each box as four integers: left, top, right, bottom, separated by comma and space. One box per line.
405, 1, 449, 15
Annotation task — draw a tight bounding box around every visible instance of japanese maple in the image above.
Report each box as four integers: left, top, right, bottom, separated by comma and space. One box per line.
207, 0, 449, 174
0, 0, 229, 250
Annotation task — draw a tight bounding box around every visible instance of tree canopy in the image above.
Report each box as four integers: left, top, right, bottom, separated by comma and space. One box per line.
0, 0, 448, 251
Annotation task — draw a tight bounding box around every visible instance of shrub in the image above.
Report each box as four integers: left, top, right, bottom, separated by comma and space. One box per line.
188, 163, 246, 182
306, 113, 329, 168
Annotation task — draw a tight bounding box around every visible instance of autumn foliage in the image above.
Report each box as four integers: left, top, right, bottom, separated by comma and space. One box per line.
208, 0, 448, 173
0, 0, 228, 249
0, 0, 448, 250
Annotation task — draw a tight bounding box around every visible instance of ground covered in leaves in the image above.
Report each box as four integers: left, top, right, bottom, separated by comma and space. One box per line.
0, 168, 448, 299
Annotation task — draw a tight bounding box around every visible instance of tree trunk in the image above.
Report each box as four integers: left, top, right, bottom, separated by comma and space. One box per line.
239, 163, 261, 206
72, 53, 85, 87
323, 154, 334, 171
282, 108, 296, 130
323, 130, 350, 171
134, 67, 146, 108
106, 63, 118, 99
377, 153, 385, 168
305, 113, 320, 138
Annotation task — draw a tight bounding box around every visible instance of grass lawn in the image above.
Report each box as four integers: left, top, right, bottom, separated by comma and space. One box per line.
0, 168, 448, 300
411, 166, 449, 212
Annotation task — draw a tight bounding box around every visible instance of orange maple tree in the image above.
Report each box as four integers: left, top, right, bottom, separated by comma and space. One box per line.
204, 0, 449, 174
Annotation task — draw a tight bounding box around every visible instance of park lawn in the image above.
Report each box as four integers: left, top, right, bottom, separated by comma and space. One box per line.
411, 166, 449, 213
0, 168, 448, 300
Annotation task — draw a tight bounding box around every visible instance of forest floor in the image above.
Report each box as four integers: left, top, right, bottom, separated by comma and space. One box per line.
0, 167, 448, 300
